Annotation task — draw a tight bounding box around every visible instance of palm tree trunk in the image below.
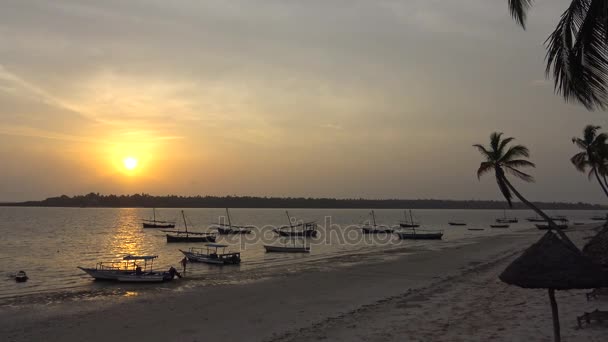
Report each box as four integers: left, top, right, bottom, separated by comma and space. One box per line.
548, 289, 561, 342
500, 174, 578, 249
593, 167, 608, 198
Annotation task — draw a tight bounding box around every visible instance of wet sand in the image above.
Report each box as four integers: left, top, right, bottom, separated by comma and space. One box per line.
1, 226, 606, 341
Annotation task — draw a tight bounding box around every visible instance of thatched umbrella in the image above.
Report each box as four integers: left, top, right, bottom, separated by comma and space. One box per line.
500, 231, 606, 342
583, 224, 608, 268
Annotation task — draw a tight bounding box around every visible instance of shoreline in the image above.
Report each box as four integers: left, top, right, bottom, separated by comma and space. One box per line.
2, 226, 585, 342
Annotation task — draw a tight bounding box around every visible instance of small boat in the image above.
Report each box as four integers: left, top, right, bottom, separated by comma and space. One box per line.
526, 215, 546, 222
496, 209, 518, 223
468, 228, 484, 231
361, 210, 394, 234
78, 255, 179, 282
15, 271, 28, 283
536, 224, 568, 230
395, 230, 443, 240
273, 211, 318, 237
142, 208, 175, 228
166, 211, 217, 243
180, 244, 241, 265
399, 209, 420, 228
590, 215, 607, 221
550, 215, 569, 223
211, 209, 253, 235
264, 245, 310, 253
448, 221, 467, 226
490, 224, 510, 228
573, 222, 585, 226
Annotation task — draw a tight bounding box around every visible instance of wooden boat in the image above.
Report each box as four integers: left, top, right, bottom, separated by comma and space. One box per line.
590, 215, 607, 221
361, 210, 394, 234
490, 224, 510, 228
468, 228, 484, 231
448, 221, 467, 226
536, 224, 568, 230
496, 209, 518, 223
15, 271, 28, 283
395, 230, 443, 240
211, 208, 253, 235
526, 215, 546, 222
273, 211, 318, 237
78, 255, 179, 282
142, 208, 175, 228
166, 211, 217, 243
265, 212, 312, 253
551, 216, 569, 223
399, 209, 420, 228
180, 244, 241, 265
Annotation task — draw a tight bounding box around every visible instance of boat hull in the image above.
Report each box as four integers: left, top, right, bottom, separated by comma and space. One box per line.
180, 250, 241, 265
448, 222, 467, 226
490, 225, 510, 228
264, 245, 310, 253
361, 227, 394, 234
396, 232, 443, 240
274, 230, 317, 237
216, 227, 251, 235
117, 272, 174, 283
166, 234, 216, 243
496, 219, 518, 223
78, 267, 132, 281
143, 223, 175, 228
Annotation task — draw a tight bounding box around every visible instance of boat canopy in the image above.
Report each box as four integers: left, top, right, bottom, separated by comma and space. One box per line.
205, 243, 228, 248
123, 255, 158, 261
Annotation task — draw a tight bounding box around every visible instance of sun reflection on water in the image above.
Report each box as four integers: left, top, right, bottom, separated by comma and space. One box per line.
109, 208, 147, 258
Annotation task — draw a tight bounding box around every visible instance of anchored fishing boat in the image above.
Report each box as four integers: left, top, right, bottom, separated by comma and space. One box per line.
526, 215, 546, 222
142, 208, 175, 228
490, 224, 510, 228
590, 214, 607, 221
180, 244, 241, 265
399, 210, 420, 228
496, 209, 518, 223
166, 211, 217, 243
448, 221, 467, 226
273, 211, 317, 237
536, 223, 569, 230
211, 208, 253, 235
396, 210, 443, 240
361, 210, 394, 234
78, 255, 179, 282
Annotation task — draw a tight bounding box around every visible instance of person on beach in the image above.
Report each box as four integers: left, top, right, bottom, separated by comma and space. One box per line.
180, 257, 187, 276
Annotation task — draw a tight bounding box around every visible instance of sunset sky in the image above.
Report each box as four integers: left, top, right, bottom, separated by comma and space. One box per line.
0, 0, 606, 203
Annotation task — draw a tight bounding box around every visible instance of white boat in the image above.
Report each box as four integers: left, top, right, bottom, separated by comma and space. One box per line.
180, 244, 241, 265
361, 210, 394, 234
78, 255, 179, 282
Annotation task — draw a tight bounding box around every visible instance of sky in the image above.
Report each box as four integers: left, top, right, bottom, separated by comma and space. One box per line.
0, 0, 606, 203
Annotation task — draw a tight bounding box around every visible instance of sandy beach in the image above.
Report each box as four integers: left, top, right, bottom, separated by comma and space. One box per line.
1, 225, 606, 342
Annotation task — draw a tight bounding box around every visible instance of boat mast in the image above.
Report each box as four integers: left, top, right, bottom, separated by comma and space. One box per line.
181, 210, 188, 236
409, 209, 416, 234
286, 210, 296, 247
371, 210, 377, 228
226, 208, 232, 229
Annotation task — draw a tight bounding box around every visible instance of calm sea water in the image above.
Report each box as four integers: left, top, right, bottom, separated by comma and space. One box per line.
0, 207, 603, 302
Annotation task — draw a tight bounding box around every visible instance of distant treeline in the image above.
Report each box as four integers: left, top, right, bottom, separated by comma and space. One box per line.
0, 193, 605, 210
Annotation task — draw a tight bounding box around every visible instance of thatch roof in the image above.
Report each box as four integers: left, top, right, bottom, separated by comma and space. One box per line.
583, 224, 608, 267
500, 231, 607, 290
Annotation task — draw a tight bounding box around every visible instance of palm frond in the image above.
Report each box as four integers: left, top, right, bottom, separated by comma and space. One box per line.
477, 162, 495, 180
504, 159, 536, 169
473, 144, 492, 160
545, 0, 608, 110
500, 144, 531, 162
584, 124, 601, 143
504, 166, 535, 182
571, 151, 590, 172
508, 0, 534, 29
489, 132, 503, 156
498, 137, 515, 155
572, 137, 589, 150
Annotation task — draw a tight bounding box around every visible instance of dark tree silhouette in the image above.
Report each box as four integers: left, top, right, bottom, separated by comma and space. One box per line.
571, 125, 608, 197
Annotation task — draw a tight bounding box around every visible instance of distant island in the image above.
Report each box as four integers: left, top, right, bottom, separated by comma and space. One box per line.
0, 193, 605, 210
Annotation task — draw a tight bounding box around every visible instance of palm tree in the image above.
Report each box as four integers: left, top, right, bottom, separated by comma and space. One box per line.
506, 1, 608, 110
474, 132, 571, 241
571, 125, 608, 197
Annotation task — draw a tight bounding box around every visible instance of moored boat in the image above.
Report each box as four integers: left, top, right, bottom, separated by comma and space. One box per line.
496, 209, 517, 223
166, 210, 217, 243
536, 224, 568, 230
142, 208, 175, 228
361, 210, 394, 234
180, 244, 241, 265
448, 221, 467, 226
78, 255, 179, 282
395, 230, 443, 240
490, 224, 510, 228
399, 209, 420, 228
590, 215, 607, 221
15, 271, 28, 283
273, 211, 318, 237
212, 208, 253, 235
264, 245, 310, 253
468, 228, 484, 231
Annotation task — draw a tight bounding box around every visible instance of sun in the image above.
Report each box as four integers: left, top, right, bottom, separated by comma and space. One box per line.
123, 157, 138, 170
